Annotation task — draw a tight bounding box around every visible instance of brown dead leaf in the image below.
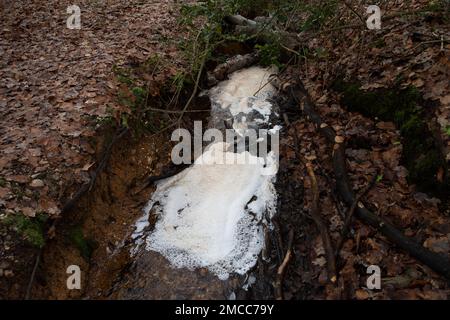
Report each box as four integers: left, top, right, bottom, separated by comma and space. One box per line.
423, 236, 450, 254
6, 175, 29, 184
0, 187, 10, 199
355, 289, 369, 300
22, 207, 35, 217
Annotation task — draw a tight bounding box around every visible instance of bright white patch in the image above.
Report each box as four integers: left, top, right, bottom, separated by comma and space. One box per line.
132, 66, 279, 280
143, 142, 276, 279
209, 65, 278, 123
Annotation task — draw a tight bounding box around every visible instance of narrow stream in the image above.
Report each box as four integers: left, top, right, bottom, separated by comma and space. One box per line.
130, 66, 281, 285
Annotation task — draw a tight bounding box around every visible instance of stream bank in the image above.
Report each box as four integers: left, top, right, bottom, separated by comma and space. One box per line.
28, 63, 450, 301
31, 57, 284, 299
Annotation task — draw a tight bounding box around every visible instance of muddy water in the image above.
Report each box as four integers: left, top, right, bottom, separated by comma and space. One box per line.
35, 66, 280, 299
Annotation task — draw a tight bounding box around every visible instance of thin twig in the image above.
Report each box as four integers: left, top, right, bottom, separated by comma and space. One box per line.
335, 171, 378, 257
25, 249, 42, 300
343, 0, 365, 24
177, 38, 209, 124
144, 107, 208, 114
412, 38, 449, 51
274, 229, 294, 300
304, 10, 438, 39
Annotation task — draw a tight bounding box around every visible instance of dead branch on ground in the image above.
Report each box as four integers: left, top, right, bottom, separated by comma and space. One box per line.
335, 172, 378, 258
61, 126, 129, 214
274, 229, 294, 300
207, 52, 259, 86
287, 81, 450, 281
306, 163, 337, 284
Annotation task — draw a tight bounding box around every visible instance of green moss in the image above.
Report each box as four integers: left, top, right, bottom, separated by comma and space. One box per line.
301, 1, 338, 31
4, 213, 48, 248
333, 80, 421, 126
444, 126, 450, 137
333, 80, 448, 198
69, 226, 98, 260
112, 65, 134, 85
131, 86, 147, 109
255, 43, 282, 67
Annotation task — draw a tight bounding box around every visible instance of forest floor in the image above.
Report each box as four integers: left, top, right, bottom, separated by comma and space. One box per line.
1, 0, 450, 300
274, 0, 450, 299
0, 0, 191, 299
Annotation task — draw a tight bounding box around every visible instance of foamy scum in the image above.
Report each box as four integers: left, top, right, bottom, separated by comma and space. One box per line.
132, 66, 279, 279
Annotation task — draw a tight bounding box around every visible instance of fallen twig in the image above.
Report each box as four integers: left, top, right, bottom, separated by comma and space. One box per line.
177, 38, 209, 124
25, 248, 42, 300
144, 107, 209, 114
207, 52, 259, 86
227, 10, 439, 49
225, 14, 258, 27
343, 1, 365, 24
274, 229, 294, 300
335, 171, 378, 257
61, 126, 129, 214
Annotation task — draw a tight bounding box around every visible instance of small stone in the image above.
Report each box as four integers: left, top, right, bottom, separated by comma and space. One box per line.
335, 136, 345, 143
30, 179, 44, 188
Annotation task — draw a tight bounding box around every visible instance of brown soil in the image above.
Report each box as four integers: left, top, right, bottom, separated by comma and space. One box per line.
2, 0, 450, 301
32, 129, 173, 299
29, 92, 243, 299
0, 0, 190, 300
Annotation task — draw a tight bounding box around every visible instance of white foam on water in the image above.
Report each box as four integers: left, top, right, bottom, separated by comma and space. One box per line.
144, 143, 277, 279
132, 66, 279, 279
209, 65, 278, 123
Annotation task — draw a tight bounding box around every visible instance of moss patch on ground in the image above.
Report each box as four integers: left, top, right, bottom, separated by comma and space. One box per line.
68, 226, 98, 260
333, 80, 449, 199
4, 213, 48, 248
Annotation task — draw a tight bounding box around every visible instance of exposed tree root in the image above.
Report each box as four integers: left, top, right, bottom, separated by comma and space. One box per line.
25, 249, 42, 300
287, 81, 450, 282
207, 52, 259, 86
306, 163, 337, 284
61, 127, 129, 214
25, 126, 129, 299
335, 171, 378, 258
225, 15, 300, 50
134, 163, 190, 195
